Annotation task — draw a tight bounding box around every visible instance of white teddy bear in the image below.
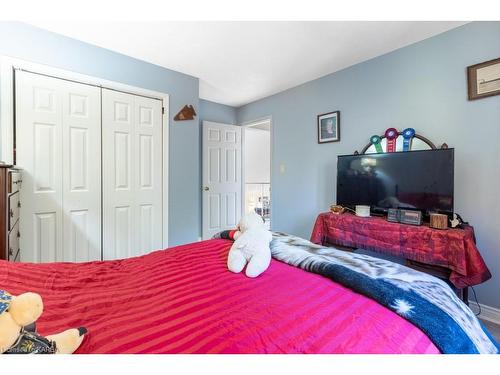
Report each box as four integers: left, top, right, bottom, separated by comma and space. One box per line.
227, 212, 272, 278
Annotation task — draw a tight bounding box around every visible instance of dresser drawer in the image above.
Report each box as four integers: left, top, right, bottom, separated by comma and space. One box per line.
8, 221, 20, 261
8, 191, 20, 230
8, 171, 22, 194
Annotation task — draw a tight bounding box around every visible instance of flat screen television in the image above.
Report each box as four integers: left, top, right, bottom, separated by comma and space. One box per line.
336, 149, 454, 217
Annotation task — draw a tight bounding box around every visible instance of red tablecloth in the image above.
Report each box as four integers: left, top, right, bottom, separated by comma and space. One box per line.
310, 212, 491, 288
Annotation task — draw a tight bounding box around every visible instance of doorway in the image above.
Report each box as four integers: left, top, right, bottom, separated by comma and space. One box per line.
243, 119, 271, 229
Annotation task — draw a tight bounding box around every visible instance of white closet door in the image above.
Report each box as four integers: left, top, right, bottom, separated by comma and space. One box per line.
61, 81, 102, 262
16, 71, 101, 262
134, 95, 163, 254
102, 89, 163, 260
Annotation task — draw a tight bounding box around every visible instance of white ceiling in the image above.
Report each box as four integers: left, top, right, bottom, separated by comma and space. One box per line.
28, 21, 466, 107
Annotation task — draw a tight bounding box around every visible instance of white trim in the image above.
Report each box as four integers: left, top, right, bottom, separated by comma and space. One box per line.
240, 116, 273, 229
241, 117, 272, 129
162, 95, 169, 248
469, 301, 500, 325
0, 55, 169, 247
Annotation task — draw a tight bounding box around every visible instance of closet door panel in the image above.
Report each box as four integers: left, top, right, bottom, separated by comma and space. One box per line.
16, 71, 101, 262
17, 72, 63, 263
102, 90, 136, 260
62, 83, 102, 262
114, 205, 133, 258
134, 95, 163, 254
102, 89, 162, 259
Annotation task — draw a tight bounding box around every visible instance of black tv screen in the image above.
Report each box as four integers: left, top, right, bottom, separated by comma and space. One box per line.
336, 149, 454, 216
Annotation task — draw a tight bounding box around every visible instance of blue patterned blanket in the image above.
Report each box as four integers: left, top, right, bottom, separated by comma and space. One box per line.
269, 232, 499, 354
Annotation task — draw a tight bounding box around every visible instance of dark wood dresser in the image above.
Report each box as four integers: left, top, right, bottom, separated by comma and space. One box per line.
0, 165, 22, 261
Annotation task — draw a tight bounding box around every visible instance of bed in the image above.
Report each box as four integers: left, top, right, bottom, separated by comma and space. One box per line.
0, 236, 496, 354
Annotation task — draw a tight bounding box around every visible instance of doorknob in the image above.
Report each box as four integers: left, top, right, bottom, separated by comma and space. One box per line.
203, 186, 209, 191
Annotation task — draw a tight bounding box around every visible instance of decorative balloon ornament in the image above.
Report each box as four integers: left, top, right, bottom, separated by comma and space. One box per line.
384, 128, 399, 153
402, 128, 416, 152
370, 135, 383, 153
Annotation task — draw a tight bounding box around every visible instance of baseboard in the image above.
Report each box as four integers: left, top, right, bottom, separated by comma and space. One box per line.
469, 301, 500, 325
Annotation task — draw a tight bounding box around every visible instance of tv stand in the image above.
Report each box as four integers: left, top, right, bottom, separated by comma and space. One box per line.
310, 212, 492, 305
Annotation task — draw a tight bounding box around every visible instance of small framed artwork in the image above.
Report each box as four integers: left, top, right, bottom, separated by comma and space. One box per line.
317, 111, 340, 144
467, 57, 500, 100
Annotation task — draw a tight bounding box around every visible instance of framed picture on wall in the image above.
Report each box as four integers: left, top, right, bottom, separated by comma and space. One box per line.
317, 111, 340, 143
467, 57, 500, 100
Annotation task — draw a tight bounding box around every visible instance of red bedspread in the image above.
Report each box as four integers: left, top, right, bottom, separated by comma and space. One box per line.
0, 239, 439, 354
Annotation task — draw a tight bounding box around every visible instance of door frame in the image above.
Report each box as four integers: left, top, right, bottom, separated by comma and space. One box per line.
240, 116, 273, 229
0, 56, 170, 248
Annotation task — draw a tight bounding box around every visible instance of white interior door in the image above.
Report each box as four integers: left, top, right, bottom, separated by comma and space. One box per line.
16, 70, 101, 262
102, 89, 163, 259
202, 121, 242, 239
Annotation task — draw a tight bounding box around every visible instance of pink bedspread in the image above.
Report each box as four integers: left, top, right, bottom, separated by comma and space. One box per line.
0, 239, 439, 353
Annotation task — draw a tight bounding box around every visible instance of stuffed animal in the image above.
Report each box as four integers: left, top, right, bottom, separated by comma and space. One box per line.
227, 212, 272, 278
0, 290, 87, 354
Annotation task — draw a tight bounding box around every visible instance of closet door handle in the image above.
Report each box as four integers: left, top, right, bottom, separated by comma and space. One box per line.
9, 209, 13, 218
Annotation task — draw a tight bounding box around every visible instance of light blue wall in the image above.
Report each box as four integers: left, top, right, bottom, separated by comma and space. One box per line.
237, 22, 500, 308
0, 21, 200, 246
199, 99, 238, 125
